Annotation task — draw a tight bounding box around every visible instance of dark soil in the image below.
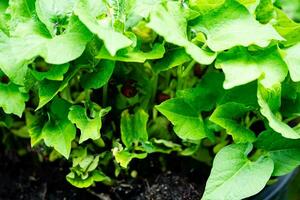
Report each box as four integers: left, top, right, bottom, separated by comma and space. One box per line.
0, 140, 295, 200
0, 143, 208, 200
142, 172, 201, 200
0, 150, 98, 200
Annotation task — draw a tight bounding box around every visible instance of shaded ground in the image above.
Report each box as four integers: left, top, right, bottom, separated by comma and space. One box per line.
0, 145, 207, 200
0, 150, 98, 200
1, 141, 297, 200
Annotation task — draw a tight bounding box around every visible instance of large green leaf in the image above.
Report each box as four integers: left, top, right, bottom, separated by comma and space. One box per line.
189, 0, 225, 14
0, 17, 92, 85
257, 84, 300, 139
152, 48, 191, 73
147, 1, 216, 65
218, 82, 258, 107
0, 83, 29, 117
156, 72, 224, 141
284, 43, 300, 82
37, 65, 81, 109
191, 0, 282, 51
35, 0, 77, 35
189, 0, 257, 14
274, 8, 300, 46
255, 130, 300, 176
42, 98, 76, 158
121, 109, 149, 147
216, 46, 288, 89
0, 0, 8, 12
156, 98, 207, 141
7, 0, 35, 21
202, 144, 274, 200
80, 60, 115, 89
74, 0, 132, 56
68, 105, 104, 144
210, 102, 256, 143
97, 43, 165, 63
31, 63, 69, 81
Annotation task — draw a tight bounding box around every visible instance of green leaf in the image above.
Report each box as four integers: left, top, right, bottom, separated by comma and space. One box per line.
97, 43, 165, 63
257, 84, 300, 139
74, 0, 132, 56
0, 34, 45, 85
156, 98, 207, 141
42, 98, 76, 158
176, 72, 225, 111
7, 0, 35, 21
202, 144, 274, 200
0, 0, 8, 12
189, 0, 257, 15
273, 8, 300, 46
282, 94, 300, 117
31, 63, 69, 81
255, 0, 274, 24
0, 83, 29, 117
127, 0, 162, 19
68, 105, 106, 143
255, 130, 300, 176
35, 0, 77, 35
25, 111, 48, 146
210, 102, 256, 143
42, 24, 93, 64
152, 48, 191, 73
191, 0, 283, 51
67, 170, 111, 188
147, 1, 216, 65
218, 82, 258, 107
280, 0, 300, 22
114, 149, 147, 168
121, 109, 149, 147
80, 60, 115, 90
156, 72, 224, 141
0, 1, 9, 34
142, 139, 182, 154
189, 0, 225, 15
0, 16, 92, 85
284, 43, 300, 82
37, 65, 81, 110
216, 46, 288, 89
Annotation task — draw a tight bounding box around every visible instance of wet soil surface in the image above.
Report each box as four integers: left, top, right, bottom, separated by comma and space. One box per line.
0, 144, 209, 200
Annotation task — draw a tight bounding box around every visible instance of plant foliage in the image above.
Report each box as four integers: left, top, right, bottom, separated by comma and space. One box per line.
0, 0, 299, 199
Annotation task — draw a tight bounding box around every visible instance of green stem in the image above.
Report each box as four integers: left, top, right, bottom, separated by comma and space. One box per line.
151, 73, 158, 104
176, 65, 184, 91
102, 83, 108, 107
182, 60, 196, 77
246, 116, 260, 129
61, 85, 72, 102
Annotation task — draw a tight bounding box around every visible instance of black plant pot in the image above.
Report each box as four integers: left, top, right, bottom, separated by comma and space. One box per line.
249, 169, 298, 200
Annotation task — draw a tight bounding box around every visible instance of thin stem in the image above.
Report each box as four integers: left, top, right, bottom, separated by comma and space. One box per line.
102, 83, 108, 107
176, 65, 184, 91
151, 73, 158, 105
182, 60, 196, 77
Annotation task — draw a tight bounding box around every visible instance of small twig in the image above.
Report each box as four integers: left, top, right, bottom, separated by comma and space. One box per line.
87, 189, 112, 200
